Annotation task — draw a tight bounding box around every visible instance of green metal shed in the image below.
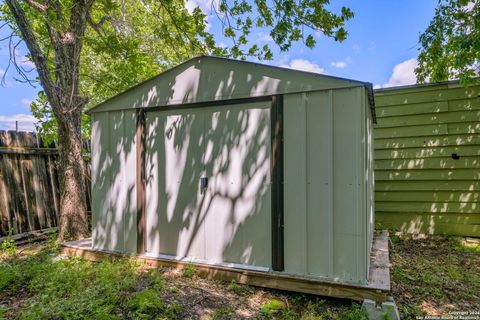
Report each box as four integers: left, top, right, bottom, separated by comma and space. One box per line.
88, 56, 376, 284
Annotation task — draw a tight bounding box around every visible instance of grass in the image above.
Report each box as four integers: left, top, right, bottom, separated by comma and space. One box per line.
1, 234, 478, 319
0, 240, 365, 319
390, 234, 480, 319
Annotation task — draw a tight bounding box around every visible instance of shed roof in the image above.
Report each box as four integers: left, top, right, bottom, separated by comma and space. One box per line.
87, 55, 375, 120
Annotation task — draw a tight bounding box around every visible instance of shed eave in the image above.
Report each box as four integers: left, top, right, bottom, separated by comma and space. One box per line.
86, 55, 376, 116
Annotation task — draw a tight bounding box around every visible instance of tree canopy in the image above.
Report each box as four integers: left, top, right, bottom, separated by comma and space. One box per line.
2, 0, 354, 144
416, 0, 479, 84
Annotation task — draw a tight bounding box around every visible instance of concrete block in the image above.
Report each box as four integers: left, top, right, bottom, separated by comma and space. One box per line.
362, 298, 400, 320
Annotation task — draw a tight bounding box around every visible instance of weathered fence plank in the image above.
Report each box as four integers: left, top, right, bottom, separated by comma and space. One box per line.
0, 131, 90, 236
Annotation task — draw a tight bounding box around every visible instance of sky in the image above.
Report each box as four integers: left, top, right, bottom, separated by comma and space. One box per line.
0, 0, 438, 131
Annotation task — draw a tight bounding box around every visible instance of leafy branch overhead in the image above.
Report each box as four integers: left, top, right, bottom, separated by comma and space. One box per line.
416, 0, 479, 84
213, 0, 353, 58
1, 0, 353, 144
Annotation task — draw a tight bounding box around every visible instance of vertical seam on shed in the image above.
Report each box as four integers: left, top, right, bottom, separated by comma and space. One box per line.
122, 110, 126, 253
327, 90, 334, 276
136, 109, 146, 254
271, 95, 284, 271
303, 92, 309, 274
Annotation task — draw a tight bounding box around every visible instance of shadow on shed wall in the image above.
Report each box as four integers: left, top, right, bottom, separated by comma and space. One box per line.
91, 61, 277, 265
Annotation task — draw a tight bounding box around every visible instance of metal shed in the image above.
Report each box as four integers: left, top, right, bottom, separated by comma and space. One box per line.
88, 56, 376, 285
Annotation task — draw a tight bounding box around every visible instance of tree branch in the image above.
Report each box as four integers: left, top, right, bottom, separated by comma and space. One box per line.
86, 12, 110, 35
5, 0, 60, 107
24, 0, 48, 12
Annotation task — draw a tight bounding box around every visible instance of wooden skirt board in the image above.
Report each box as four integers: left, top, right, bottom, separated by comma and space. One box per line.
143, 102, 272, 268
61, 231, 390, 303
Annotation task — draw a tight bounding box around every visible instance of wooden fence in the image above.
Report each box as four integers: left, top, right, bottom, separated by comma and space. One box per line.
0, 131, 91, 236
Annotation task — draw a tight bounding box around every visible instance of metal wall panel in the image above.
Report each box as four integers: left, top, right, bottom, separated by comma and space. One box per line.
283, 94, 308, 275
306, 91, 333, 277
143, 102, 272, 268
331, 88, 364, 283
91, 110, 137, 253
283, 87, 371, 284
145, 109, 206, 260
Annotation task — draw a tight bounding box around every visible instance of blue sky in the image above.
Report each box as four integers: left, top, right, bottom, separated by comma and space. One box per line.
0, 0, 438, 131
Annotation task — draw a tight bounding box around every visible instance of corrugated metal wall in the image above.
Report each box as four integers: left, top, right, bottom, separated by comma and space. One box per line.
91, 110, 138, 253
143, 102, 272, 268
89, 56, 376, 284
283, 87, 373, 284
374, 82, 480, 237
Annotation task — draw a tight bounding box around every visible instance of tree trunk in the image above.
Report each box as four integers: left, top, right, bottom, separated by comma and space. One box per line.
5, 0, 94, 241
56, 108, 89, 241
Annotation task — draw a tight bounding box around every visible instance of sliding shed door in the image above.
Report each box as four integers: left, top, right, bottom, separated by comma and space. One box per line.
144, 101, 272, 268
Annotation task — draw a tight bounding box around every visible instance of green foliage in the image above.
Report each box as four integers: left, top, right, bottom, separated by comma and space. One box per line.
212, 306, 235, 319
337, 304, 368, 320
0, 230, 17, 256
182, 262, 197, 278
3, 252, 181, 319
0, 306, 5, 320
416, 0, 480, 84
126, 289, 165, 318
227, 279, 250, 295
260, 298, 286, 317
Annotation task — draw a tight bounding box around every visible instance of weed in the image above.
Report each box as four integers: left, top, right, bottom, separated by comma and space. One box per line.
212, 306, 235, 319
227, 279, 250, 295
260, 299, 285, 317
182, 262, 197, 278
127, 289, 165, 317
337, 304, 368, 320
0, 230, 17, 256
390, 234, 401, 245
46, 232, 60, 251
289, 293, 308, 303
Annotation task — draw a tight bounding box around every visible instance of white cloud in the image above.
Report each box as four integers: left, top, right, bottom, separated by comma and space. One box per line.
281, 59, 325, 74
0, 114, 37, 132
185, 0, 214, 14
255, 32, 273, 43
20, 56, 35, 69
331, 61, 347, 68
21, 98, 32, 108
379, 58, 418, 88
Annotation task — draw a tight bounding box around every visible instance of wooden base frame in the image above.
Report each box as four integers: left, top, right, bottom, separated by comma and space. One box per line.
61, 232, 390, 303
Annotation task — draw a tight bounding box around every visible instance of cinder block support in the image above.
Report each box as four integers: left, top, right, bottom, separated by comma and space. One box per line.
362, 297, 400, 320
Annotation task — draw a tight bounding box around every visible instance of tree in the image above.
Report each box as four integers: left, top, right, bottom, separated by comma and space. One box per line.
416, 0, 479, 84
0, 0, 353, 240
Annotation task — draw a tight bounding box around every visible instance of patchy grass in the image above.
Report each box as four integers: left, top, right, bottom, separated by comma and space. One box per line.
2, 234, 477, 319
390, 234, 480, 319
0, 241, 365, 319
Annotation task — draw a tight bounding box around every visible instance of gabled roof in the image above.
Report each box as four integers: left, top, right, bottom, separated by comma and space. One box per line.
87, 55, 375, 121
